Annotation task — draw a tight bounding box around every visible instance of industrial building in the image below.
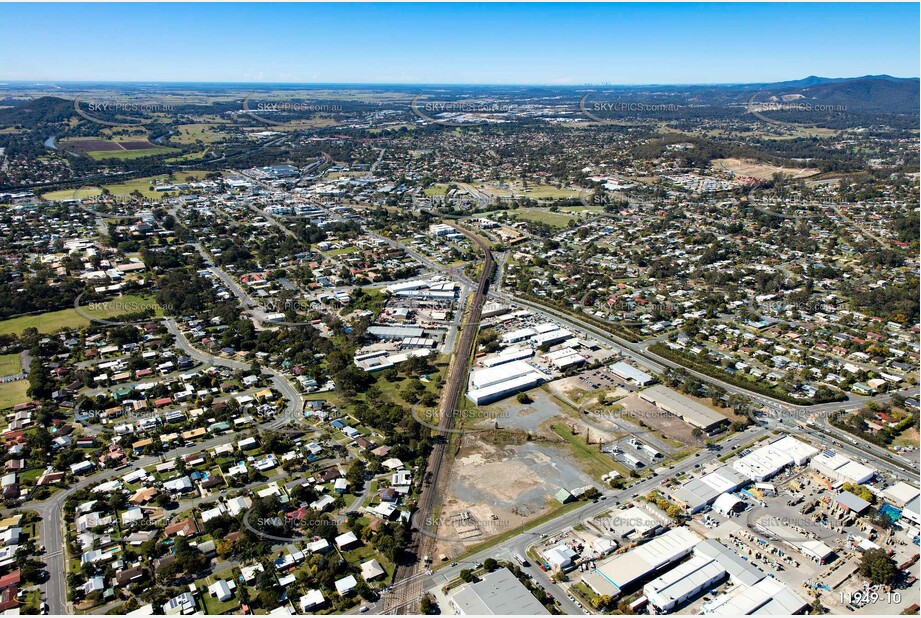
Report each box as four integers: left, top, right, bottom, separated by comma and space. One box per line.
610, 361, 656, 386
600, 505, 666, 538
700, 574, 808, 615
466, 361, 548, 405
543, 347, 586, 370
584, 527, 700, 597
385, 278, 458, 299
481, 347, 534, 368
732, 435, 818, 482
644, 553, 726, 612
501, 328, 537, 344
638, 385, 728, 433
668, 465, 750, 513
883, 481, 920, 508
450, 568, 550, 615
367, 325, 425, 340
810, 450, 875, 485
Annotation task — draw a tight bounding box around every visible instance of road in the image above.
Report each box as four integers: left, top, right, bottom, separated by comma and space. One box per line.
362, 427, 769, 615
23, 317, 305, 615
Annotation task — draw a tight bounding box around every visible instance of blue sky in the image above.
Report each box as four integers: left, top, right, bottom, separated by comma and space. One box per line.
1, 3, 917, 85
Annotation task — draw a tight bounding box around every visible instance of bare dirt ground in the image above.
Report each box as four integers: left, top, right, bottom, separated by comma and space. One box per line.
714, 157, 821, 180
615, 393, 703, 446
433, 426, 598, 559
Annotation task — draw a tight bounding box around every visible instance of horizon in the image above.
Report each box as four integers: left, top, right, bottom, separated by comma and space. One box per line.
3, 74, 919, 89
1, 3, 918, 84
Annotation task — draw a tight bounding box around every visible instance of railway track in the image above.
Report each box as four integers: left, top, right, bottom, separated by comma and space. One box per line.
386, 225, 494, 612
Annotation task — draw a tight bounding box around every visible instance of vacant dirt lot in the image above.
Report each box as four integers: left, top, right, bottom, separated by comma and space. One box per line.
714, 157, 820, 180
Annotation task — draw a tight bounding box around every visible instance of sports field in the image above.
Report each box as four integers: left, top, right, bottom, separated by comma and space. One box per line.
0, 294, 163, 336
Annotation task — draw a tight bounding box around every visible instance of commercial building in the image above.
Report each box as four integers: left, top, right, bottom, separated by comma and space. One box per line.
585, 527, 700, 596
367, 325, 425, 340
482, 347, 534, 368
700, 575, 808, 615
810, 450, 875, 485
668, 465, 749, 513
451, 568, 550, 615
429, 223, 457, 237
610, 361, 656, 386
638, 385, 727, 433
543, 347, 586, 370
467, 361, 548, 405
644, 553, 726, 613
733, 435, 818, 482
882, 481, 920, 508
599, 505, 665, 538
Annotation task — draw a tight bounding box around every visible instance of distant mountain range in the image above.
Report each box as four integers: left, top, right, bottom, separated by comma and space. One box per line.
748, 75, 919, 114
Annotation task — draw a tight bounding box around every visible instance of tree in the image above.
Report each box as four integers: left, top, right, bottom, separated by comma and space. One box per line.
483, 558, 498, 572
419, 593, 434, 614
516, 392, 533, 404
858, 548, 897, 585
459, 569, 473, 583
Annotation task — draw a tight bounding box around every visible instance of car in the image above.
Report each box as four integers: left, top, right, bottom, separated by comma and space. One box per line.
549, 577, 556, 584
450, 562, 458, 567
38, 545, 45, 553
40, 602, 49, 615
359, 606, 369, 613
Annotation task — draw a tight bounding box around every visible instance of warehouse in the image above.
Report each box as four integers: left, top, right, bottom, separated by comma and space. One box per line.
467, 361, 548, 405
668, 465, 749, 513
882, 481, 920, 508
501, 328, 536, 344
644, 554, 727, 613
482, 347, 534, 367
367, 325, 425, 340
451, 568, 550, 615
732, 436, 818, 482
638, 384, 727, 433
700, 574, 808, 614
600, 505, 665, 538
586, 527, 700, 596
532, 328, 573, 348
610, 361, 656, 386
543, 347, 586, 370
810, 450, 875, 485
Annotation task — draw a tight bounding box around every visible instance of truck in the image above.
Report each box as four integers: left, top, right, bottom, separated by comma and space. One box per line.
515, 553, 529, 566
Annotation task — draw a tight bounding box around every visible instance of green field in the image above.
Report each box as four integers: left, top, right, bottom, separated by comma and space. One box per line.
550, 423, 629, 479
41, 187, 103, 201
102, 170, 214, 198
0, 380, 28, 411
170, 123, 228, 145
322, 246, 360, 257
0, 353, 21, 377
87, 146, 178, 160
476, 182, 581, 200
422, 183, 452, 196
0, 294, 163, 336
513, 209, 577, 227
